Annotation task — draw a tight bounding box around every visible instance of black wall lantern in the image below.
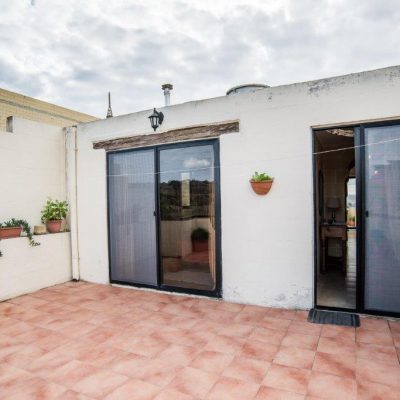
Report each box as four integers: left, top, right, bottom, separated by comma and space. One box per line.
148, 108, 164, 131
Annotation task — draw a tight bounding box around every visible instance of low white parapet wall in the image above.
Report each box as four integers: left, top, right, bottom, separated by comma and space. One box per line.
0, 232, 72, 301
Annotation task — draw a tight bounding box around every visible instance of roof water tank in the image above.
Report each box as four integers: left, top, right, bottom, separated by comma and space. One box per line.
226, 83, 270, 95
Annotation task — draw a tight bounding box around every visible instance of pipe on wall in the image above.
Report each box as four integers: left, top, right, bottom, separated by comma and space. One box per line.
65, 126, 80, 280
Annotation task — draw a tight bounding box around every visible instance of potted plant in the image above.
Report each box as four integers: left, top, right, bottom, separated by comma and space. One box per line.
191, 227, 209, 252
0, 218, 23, 239
250, 171, 274, 195
347, 215, 356, 227
0, 218, 40, 257
41, 199, 68, 233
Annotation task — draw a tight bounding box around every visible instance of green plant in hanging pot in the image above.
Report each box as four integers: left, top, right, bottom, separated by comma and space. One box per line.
41, 199, 68, 233
250, 171, 274, 195
0, 218, 40, 257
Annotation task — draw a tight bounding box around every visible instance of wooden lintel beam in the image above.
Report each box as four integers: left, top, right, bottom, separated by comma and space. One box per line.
93, 120, 239, 151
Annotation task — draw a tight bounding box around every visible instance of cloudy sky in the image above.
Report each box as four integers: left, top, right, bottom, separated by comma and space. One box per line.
1, 0, 400, 118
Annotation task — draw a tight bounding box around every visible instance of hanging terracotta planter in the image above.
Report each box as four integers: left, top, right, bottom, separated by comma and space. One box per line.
0, 226, 22, 239
250, 172, 274, 196
250, 179, 274, 195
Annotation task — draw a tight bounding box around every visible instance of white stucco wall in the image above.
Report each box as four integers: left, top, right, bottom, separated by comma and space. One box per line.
0, 233, 71, 301
0, 117, 67, 227
0, 117, 72, 300
75, 66, 400, 309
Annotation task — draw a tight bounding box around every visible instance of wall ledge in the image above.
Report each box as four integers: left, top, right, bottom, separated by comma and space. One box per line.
93, 120, 240, 151
0, 231, 69, 243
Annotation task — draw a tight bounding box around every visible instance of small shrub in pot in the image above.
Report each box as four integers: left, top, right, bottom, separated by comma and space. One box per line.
41, 199, 68, 233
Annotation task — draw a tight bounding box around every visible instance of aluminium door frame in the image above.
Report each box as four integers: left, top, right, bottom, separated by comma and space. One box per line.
313, 119, 400, 318
106, 146, 158, 290
106, 138, 222, 298
358, 119, 400, 318
312, 125, 359, 314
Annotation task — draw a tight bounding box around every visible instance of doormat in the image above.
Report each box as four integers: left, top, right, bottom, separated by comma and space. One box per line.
307, 308, 360, 327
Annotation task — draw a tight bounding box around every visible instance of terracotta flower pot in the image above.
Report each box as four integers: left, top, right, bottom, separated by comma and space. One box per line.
0, 226, 22, 239
46, 220, 62, 233
250, 180, 274, 195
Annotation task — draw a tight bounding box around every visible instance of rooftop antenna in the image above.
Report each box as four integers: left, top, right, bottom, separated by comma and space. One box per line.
162, 83, 173, 106
106, 92, 113, 118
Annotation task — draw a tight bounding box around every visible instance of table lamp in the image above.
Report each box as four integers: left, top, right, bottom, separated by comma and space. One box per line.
327, 197, 340, 223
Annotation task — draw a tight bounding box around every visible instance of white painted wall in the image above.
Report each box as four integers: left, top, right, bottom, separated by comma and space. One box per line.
75, 66, 400, 309
0, 117, 72, 300
0, 117, 67, 227
0, 233, 71, 301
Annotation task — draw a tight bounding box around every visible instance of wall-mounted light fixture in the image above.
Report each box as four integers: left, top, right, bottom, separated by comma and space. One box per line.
148, 108, 164, 131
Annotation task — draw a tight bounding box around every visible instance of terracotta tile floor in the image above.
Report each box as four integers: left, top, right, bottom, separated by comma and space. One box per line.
0, 282, 399, 399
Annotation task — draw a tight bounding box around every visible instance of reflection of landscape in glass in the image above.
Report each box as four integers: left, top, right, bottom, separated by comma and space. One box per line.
347, 178, 356, 226
159, 145, 216, 291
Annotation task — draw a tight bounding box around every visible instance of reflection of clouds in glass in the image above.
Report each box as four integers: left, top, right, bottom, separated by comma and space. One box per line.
160, 145, 214, 183
348, 179, 356, 195
183, 157, 211, 169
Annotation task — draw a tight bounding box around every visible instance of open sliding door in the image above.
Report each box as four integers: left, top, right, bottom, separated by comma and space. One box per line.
313, 122, 400, 316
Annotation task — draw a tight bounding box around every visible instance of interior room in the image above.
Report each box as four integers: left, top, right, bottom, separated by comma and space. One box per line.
315, 128, 357, 309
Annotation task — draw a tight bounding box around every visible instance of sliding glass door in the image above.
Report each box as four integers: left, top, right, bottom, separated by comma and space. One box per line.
159, 143, 217, 291
107, 140, 220, 296
314, 122, 400, 316
363, 124, 400, 314
108, 149, 158, 285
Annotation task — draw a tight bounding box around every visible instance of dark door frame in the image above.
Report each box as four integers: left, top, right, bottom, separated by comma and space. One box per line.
106, 138, 222, 298
313, 120, 400, 318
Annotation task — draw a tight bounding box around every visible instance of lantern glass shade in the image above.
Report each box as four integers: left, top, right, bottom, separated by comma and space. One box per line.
148, 108, 163, 131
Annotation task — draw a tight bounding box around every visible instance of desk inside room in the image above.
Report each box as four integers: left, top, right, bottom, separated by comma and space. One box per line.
320, 224, 347, 273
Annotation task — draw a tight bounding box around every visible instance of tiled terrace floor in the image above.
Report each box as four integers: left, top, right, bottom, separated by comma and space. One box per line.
1, 282, 399, 400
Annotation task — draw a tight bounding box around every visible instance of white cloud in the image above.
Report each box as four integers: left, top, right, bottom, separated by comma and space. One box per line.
183, 157, 211, 169
0, 0, 399, 118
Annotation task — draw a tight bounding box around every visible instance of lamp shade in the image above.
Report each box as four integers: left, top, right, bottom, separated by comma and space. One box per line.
148, 108, 164, 131
326, 197, 340, 210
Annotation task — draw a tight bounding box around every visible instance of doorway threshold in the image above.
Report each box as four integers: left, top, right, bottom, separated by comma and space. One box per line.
308, 308, 360, 327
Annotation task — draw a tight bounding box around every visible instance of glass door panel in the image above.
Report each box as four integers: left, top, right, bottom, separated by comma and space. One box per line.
108, 149, 158, 285
159, 144, 217, 291
364, 124, 400, 313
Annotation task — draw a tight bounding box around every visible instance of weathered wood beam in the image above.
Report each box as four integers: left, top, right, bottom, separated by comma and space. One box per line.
93, 120, 239, 151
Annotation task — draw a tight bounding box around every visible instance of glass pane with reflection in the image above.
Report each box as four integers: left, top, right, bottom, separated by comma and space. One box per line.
364, 125, 400, 313
159, 144, 216, 291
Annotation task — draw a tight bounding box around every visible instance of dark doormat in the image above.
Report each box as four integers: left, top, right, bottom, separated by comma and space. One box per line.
308, 308, 360, 327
